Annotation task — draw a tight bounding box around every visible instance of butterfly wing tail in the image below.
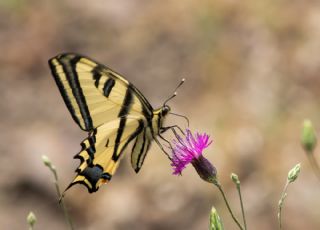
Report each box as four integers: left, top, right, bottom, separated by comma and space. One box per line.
63, 117, 144, 193
63, 142, 120, 193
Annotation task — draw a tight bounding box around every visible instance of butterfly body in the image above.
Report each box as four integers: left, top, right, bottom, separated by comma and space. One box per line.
49, 53, 170, 193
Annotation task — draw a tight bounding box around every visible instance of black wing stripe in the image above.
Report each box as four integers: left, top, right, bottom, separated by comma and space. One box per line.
144, 106, 154, 137
59, 56, 94, 130
132, 129, 152, 173
112, 118, 144, 162
91, 64, 105, 88
48, 59, 81, 126
112, 88, 134, 161
120, 119, 144, 153
86, 135, 96, 164
71, 57, 94, 130
112, 118, 126, 162
118, 87, 134, 118
127, 83, 153, 115
104, 71, 152, 116
136, 130, 146, 168
140, 138, 151, 169
103, 78, 115, 97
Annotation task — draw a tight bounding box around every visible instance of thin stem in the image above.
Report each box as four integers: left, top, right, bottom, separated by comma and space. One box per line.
307, 152, 320, 181
235, 183, 247, 230
278, 180, 289, 230
213, 181, 244, 230
50, 167, 74, 230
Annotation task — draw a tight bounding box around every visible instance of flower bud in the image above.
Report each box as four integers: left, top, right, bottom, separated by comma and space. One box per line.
27, 211, 36, 227
209, 206, 224, 230
192, 155, 217, 183
42, 155, 52, 168
288, 163, 301, 183
301, 120, 317, 153
230, 173, 240, 186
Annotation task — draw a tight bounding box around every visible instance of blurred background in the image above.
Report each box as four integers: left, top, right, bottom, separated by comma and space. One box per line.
1, 0, 320, 229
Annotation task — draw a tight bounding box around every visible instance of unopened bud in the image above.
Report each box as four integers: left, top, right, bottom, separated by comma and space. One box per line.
192, 155, 217, 183
209, 206, 224, 230
230, 173, 240, 185
301, 120, 317, 153
27, 211, 36, 227
42, 155, 52, 168
288, 163, 301, 183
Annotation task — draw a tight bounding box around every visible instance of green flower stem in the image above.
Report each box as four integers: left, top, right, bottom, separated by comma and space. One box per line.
278, 164, 301, 230
43, 155, 74, 230
235, 182, 247, 230
213, 181, 244, 230
50, 166, 74, 230
307, 151, 320, 181
278, 180, 289, 230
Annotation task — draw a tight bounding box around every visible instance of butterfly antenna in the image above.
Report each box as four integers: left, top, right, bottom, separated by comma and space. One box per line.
169, 112, 190, 127
174, 78, 185, 93
164, 78, 186, 106
163, 92, 177, 106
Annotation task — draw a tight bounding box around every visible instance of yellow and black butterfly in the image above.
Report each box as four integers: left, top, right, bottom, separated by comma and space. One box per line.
49, 53, 184, 193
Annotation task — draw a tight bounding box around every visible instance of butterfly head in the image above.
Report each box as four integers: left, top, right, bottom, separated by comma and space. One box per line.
161, 105, 171, 117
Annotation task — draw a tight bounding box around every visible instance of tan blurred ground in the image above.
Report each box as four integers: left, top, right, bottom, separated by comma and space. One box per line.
1, 0, 320, 229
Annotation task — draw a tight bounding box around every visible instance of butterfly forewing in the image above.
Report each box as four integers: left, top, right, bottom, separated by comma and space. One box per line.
49, 53, 153, 131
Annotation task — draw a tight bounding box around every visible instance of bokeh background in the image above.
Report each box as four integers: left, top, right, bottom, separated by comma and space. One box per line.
1, 0, 320, 229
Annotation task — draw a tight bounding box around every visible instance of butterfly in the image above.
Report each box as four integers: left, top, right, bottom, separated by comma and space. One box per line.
48, 53, 184, 193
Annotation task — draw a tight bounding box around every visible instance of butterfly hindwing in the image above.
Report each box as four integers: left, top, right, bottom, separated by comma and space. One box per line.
67, 116, 145, 193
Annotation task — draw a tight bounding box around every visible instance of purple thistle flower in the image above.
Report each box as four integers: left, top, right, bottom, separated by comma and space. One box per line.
171, 129, 217, 183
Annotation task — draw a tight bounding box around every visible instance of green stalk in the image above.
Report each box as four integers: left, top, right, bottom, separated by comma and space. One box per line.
278, 163, 301, 230
278, 180, 289, 230
213, 181, 244, 230
51, 166, 74, 230
42, 155, 74, 230
235, 183, 247, 230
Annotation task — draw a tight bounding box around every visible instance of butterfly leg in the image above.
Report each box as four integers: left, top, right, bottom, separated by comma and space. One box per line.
160, 125, 185, 135
160, 125, 188, 148
159, 126, 183, 158
158, 133, 176, 155
157, 124, 188, 161
154, 137, 172, 161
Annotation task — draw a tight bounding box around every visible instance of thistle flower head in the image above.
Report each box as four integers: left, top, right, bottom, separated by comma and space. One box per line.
171, 129, 217, 183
